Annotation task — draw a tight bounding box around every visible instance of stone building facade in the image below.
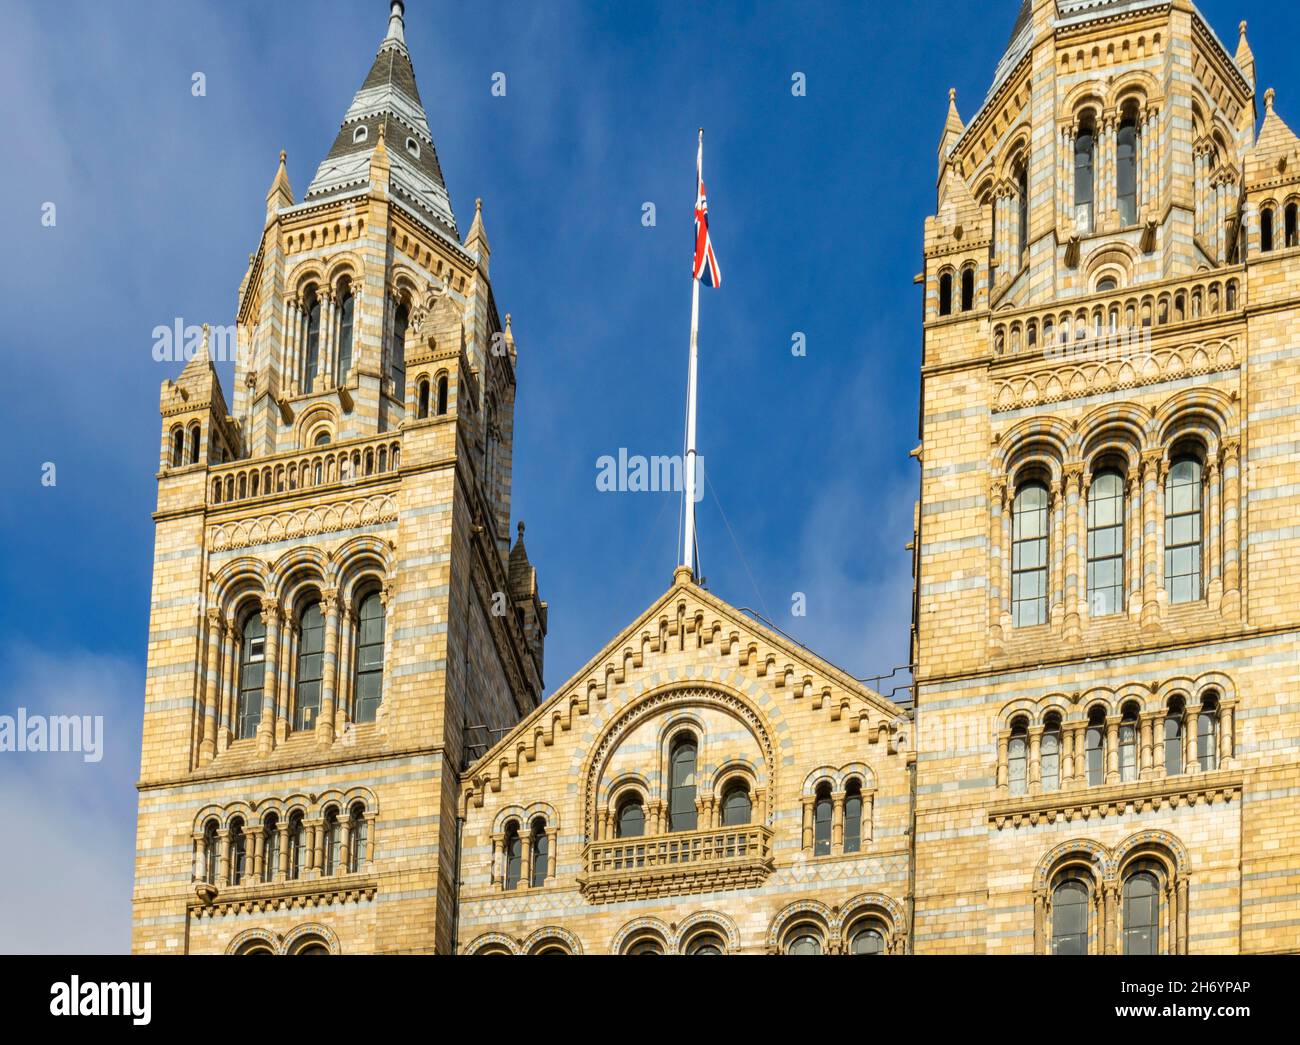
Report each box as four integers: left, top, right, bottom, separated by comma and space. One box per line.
131, 0, 1300, 954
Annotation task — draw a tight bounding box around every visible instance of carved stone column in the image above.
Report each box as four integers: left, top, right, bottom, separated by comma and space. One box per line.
216, 829, 230, 887
277, 823, 290, 882
257, 599, 281, 755
1050, 477, 1064, 625
1063, 465, 1084, 640
1126, 467, 1141, 616
1221, 439, 1242, 615
1033, 891, 1046, 953
199, 610, 223, 764
1176, 876, 1190, 954
1103, 882, 1119, 955
316, 286, 335, 392
317, 589, 340, 745
800, 797, 814, 850
276, 618, 295, 744
1028, 725, 1044, 794
989, 479, 1007, 649
218, 621, 237, 752
1105, 716, 1121, 784
996, 732, 1009, 793
1061, 726, 1076, 788
1184, 703, 1202, 774
1219, 701, 1236, 768
831, 790, 845, 851
1140, 451, 1164, 631
1138, 712, 1157, 780
1206, 456, 1223, 605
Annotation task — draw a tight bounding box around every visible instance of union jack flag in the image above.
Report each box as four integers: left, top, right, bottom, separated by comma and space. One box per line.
693, 132, 721, 288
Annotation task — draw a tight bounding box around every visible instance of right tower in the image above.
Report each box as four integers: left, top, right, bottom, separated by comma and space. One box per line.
913, 0, 1300, 954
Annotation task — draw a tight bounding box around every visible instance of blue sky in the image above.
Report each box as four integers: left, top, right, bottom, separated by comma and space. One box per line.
0, 0, 1290, 952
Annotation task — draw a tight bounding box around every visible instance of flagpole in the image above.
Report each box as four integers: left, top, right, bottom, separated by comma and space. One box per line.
682, 128, 703, 576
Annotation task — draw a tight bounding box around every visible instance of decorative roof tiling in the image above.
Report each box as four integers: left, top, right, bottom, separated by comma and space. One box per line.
303, 1, 458, 242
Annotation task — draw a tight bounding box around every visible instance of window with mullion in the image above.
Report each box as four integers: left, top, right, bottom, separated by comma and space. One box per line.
353, 592, 385, 723
1123, 871, 1159, 955
1087, 470, 1125, 617
1164, 457, 1203, 605
1012, 482, 1049, 627
1051, 878, 1089, 954
668, 737, 698, 832
236, 613, 266, 740
294, 602, 324, 731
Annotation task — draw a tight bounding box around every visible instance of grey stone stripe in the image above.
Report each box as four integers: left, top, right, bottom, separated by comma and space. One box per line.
922, 495, 988, 517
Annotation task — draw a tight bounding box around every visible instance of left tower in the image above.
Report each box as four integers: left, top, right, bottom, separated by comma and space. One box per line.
131, 1, 546, 955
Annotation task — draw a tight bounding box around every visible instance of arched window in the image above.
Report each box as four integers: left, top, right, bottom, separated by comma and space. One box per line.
1117, 115, 1138, 226
1017, 160, 1029, 256
1261, 207, 1275, 252
849, 922, 885, 954
304, 290, 322, 385
1087, 469, 1125, 617
813, 783, 833, 856
353, 125, 367, 143
1165, 454, 1203, 605
786, 926, 824, 955
1122, 870, 1159, 954
1075, 118, 1095, 233
1097, 276, 1118, 293
262, 814, 279, 883
288, 811, 306, 880
1085, 707, 1105, 786
686, 934, 725, 955
416, 380, 430, 419
1198, 694, 1219, 772
389, 301, 409, 396
236, 611, 266, 740
960, 267, 975, 312
335, 285, 354, 381
1012, 481, 1049, 627
504, 821, 522, 889
188, 423, 201, 465
1051, 878, 1089, 954
1287, 203, 1299, 248
616, 796, 645, 838
668, 735, 698, 832
1164, 698, 1185, 775
843, 779, 862, 853
530, 817, 549, 887
720, 782, 752, 827
1119, 704, 1139, 783
348, 803, 367, 873
938, 272, 953, 317
322, 807, 340, 876
228, 818, 246, 886
626, 937, 664, 955
353, 591, 385, 723
202, 820, 218, 883
294, 601, 323, 732
436, 374, 449, 415
170, 426, 185, 467
1041, 714, 1061, 791
1008, 718, 1028, 796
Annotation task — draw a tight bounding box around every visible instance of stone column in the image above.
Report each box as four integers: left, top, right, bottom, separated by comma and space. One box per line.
336, 606, 355, 733
1206, 457, 1223, 604
1184, 703, 1201, 774
1219, 702, 1235, 767
216, 829, 230, 887
989, 479, 1007, 649
317, 287, 335, 391
1028, 725, 1044, 794
1176, 877, 1189, 954
218, 622, 238, 752
277, 823, 290, 882
365, 814, 377, 867
1063, 465, 1083, 639
800, 797, 814, 850
1050, 478, 1064, 625
288, 299, 303, 395
831, 790, 845, 851
338, 817, 352, 875
1139, 712, 1157, 780
1105, 716, 1121, 784
1103, 882, 1118, 955
276, 619, 295, 743
1126, 468, 1142, 616
1221, 439, 1242, 614
996, 732, 1009, 793
1140, 451, 1163, 630
1061, 725, 1076, 788
316, 589, 340, 745
1034, 892, 1046, 953
250, 829, 264, 883
194, 833, 207, 882
518, 832, 532, 890
490, 833, 502, 885
257, 599, 281, 755
308, 820, 323, 879
199, 610, 223, 763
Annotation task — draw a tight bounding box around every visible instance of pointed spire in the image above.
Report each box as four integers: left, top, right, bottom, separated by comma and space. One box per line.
1235, 20, 1256, 87
385, 0, 406, 47
465, 197, 491, 272
265, 149, 294, 223
938, 87, 965, 177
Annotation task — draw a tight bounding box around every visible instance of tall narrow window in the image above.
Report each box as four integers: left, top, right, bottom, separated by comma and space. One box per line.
389, 301, 409, 395
1123, 871, 1159, 955
170, 426, 184, 467
1117, 116, 1138, 226
1119, 705, 1139, 783
335, 286, 354, 380
236, 612, 266, 740
530, 818, 549, 887
436, 374, 449, 415
668, 735, 698, 832
1012, 481, 1049, 627
1041, 715, 1061, 792
289, 811, 306, 880
294, 601, 324, 731
961, 267, 975, 311
262, 814, 280, 883
416, 380, 430, 419
1261, 207, 1275, 252
304, 292, 321, 385
1287, 203, 1299, 248
1164, 699, 1184, 775
1008, 718, 1028, 796
228, 818, 246, 886
1017, 161, 1029, 256
1198, 696, 1219, 772
721, 783, 753, 827
1165, 455, 1203, 605
203, 820, 219, 884
938, 272, 953, 316
188, 423, 201, 465
843, 780, 862, 853
1051, 879, 1089, 955
1075, 121, 1096, 233
504, 822, 522, 889
353, 592, 385, 723
322, 808, 340, 876
1087, 469, 1125, 617
616, 796, 644, 838
1086, 708, 1105, 786
813, 783, 833, 856
348, 803, 367, 873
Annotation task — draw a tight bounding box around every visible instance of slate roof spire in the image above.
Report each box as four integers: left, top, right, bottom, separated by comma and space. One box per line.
303, 1, 459, 241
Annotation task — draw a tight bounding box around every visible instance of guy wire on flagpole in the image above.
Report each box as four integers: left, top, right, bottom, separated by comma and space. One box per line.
681, 127, 704, 577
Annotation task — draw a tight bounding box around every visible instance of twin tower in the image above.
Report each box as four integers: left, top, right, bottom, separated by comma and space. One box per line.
133, 0, 1300, 954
